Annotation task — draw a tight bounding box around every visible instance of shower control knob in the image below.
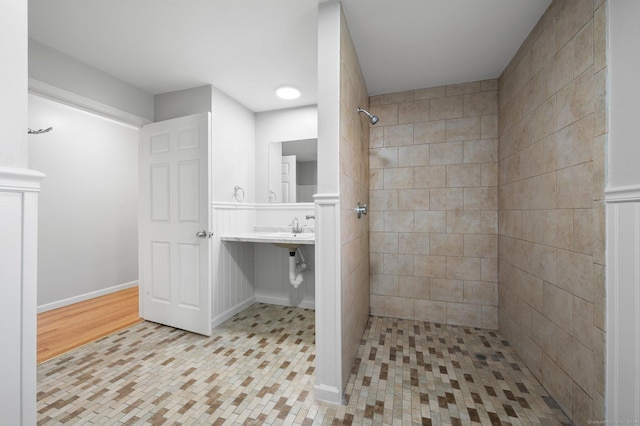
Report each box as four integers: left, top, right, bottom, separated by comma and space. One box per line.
355, 202, 368, 219
196, 230, 213, 239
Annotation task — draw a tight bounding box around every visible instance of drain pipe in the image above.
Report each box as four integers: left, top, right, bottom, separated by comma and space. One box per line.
288, 247, 309, 288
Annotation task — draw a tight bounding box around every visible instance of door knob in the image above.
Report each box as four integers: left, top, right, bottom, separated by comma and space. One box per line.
196, 230, 213, 239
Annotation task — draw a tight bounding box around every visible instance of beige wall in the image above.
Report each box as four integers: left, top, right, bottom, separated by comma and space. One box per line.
497, 0, 607, 423
368, 80, 499, 329
339, 9, 371, 387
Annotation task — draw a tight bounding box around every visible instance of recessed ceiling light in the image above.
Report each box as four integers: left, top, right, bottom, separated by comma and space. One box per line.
276, 86, 301, 100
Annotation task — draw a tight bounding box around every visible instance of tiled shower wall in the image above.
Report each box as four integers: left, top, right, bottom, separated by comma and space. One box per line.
339, 12, 370, 386
368, 80, 499, 329
497, 0, 607, 423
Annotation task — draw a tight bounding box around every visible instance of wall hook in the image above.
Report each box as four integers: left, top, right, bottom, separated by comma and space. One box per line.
28, 127, 53, 135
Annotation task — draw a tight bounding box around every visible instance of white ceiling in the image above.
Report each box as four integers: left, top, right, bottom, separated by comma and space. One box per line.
28, 0, 551, 113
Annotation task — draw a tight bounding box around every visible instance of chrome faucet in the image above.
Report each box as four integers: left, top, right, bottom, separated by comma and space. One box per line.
290, 217, 302, 234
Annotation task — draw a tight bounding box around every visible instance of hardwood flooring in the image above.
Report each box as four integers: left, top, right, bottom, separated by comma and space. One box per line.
37, 286, 143, 364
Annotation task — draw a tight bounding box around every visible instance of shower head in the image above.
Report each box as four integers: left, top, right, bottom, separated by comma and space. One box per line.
357, 107, 379, 125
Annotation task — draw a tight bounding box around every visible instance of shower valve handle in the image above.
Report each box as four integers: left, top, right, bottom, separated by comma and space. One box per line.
355, 202, 367, 219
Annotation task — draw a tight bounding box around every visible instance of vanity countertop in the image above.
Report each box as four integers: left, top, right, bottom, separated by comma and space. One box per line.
220, 230, 315, 246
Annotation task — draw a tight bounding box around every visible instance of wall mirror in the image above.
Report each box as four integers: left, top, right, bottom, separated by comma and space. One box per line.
268, 138, 317, 203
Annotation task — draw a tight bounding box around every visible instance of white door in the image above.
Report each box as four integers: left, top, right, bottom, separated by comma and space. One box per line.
282, 155, 297, 203
139, 112, 212, 336
268, 141, 282, 202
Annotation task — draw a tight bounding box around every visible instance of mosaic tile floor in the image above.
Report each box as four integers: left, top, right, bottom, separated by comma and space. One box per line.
37, 303, 571, 425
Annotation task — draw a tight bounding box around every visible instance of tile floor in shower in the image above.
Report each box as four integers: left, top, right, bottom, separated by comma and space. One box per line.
37, 303, 571, 425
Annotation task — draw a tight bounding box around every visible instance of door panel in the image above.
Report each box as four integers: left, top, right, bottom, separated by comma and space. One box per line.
178, 243, 200, 308
150, 164, 170, 221
282, 155, 296, 203
140, 112, 211, 336
150, 242, 171, 302
178, 160, 200, 222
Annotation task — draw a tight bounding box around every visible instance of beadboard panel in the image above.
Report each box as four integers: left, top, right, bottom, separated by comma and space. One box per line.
211, 203, 256, 327
606, 197, 640, 424
0, 167, 44, 425
313, 194, 342, 403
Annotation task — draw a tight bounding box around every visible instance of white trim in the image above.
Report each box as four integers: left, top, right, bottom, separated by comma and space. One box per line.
313, 193, 340, 203
21, 189, 40, 425
313, 383, 343, 404
37, 281, 139, 313
211, 298, 256, 328
255, 202, 315, 210
637, 206, 640, 424
28, 78, 151, 127
0, 167, 46, 192
211, 201, 257, 210
607, 203, 620, 421
255, 295, 315, 310
606, 201, 640, 423
605, 184, 640, 203
211, 201, 315, 211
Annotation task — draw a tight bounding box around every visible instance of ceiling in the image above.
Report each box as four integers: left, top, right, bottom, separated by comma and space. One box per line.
28, 0, 551, 113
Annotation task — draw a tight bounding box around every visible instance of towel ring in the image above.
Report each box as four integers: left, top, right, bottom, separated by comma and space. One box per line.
233, 185, 245, 202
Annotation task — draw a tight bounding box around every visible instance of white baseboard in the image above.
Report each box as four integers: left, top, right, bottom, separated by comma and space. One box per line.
37, 281, 139, 313
211, 297, 256, 328
255, 295, 315, 310
313, 384, 343, 404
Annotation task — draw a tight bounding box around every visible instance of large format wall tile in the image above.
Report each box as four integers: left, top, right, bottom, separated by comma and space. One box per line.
498, 0, 607, 423
370, 80, 498, 330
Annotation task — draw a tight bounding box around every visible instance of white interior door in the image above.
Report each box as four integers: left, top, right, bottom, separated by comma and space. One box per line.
139, 112, 212, 336
282, 155, 297, 203
268, 141, 282, 202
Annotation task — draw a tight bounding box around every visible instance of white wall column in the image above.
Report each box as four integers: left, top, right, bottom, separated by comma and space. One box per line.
313, 194, 342, 403
315, 0, 344, 404
607, 1, 640, 422
0, 168, 44, 425
605, 190, 640, 423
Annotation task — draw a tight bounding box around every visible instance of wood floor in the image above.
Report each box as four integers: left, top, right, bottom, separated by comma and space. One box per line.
37, 286, 143, 364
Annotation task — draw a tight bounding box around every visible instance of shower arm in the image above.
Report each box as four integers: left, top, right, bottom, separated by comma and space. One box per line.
356, 107, 379, 125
